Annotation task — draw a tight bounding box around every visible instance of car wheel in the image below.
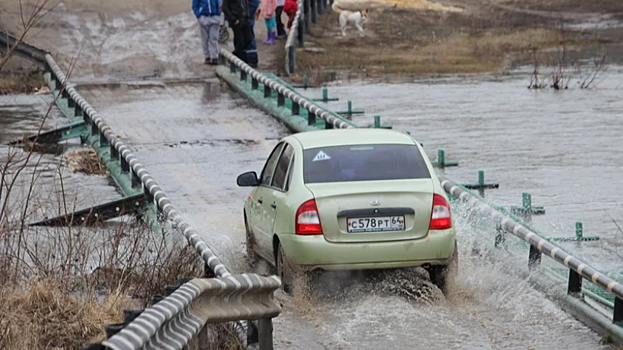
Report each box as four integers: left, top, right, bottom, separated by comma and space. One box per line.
428, 244, 458, 294
276, 243, 294, 293
244, 214, 258, 265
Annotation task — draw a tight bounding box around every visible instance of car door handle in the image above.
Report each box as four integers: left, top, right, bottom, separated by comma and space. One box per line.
257, 199, 263, 204
270, 203, 277, 209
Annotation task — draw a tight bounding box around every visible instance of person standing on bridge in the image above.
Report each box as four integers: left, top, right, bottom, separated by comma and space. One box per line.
192, 0, 222, 65
246, 0, 260, 67
275, 0, 287, 39
223, 0, 253, 63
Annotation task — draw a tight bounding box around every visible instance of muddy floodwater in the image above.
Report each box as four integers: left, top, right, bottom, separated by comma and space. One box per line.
2, 66, 621, 349
314, 66, 623, 273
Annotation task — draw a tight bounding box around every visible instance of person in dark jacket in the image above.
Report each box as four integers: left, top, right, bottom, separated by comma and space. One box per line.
222, 0, 252, 63
245, 0, 259, 67
192, 0, 222, 65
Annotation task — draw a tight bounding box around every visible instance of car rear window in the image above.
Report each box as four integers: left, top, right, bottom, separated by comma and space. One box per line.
303, 144, 430, 183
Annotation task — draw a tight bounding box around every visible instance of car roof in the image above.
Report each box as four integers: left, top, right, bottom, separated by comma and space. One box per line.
288, 129, 417, 149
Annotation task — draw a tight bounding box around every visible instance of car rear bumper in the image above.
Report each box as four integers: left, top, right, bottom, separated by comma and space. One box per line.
278, 229, 456, 271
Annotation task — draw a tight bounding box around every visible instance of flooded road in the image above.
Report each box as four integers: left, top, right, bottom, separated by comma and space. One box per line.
73, 77, 617, 349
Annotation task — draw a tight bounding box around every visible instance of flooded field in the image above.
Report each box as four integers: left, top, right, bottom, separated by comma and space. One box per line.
314, 66, 623, 274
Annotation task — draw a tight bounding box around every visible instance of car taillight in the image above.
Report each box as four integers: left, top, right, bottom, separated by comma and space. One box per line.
429, 194, 452, 230
295, 199, 323, 235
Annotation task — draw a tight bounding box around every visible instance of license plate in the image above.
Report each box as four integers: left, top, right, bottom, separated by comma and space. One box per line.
347, 216, 405, 233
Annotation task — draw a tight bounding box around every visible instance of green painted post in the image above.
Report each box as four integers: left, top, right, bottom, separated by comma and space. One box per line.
522, 193, 532, 211
438, 149, 445, 168
576, 222, 583, 240
374, 115, 381, 128
478, 170, 485, 197
307, 110, 316, 125
322, 88, 328, 101
347, 101, 352, 115
303, 75, 309, 88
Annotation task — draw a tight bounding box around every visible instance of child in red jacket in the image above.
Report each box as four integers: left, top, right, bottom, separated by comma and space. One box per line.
283, 0, 298, 30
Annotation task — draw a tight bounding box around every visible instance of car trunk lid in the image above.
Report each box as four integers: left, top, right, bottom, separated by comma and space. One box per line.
305, 179, 434, 243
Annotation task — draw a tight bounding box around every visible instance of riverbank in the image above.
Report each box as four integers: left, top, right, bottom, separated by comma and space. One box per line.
286, 0, 623, 83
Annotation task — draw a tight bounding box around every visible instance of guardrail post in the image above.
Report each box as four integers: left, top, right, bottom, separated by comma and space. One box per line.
277, 93, 285, 106
252, 77, 259, 90
292, 102, 300, 115
264, 84, 272, 98
310, 0, 317, 24
304, 0, 310, 33
131, 170, 141, 188
75, 105, 83, 118
288, 46, 296, 74
528, 245, 541, 269
307, 110, 316, 125
121, 156, 130, 173
298, 18, 305, 47
230, 62, 237, 74
100, 133, 109, 148
615, 297, 623, 325
258, 318, 274, 350
110, 145, 119, 160
567, 269, 582, 295
494, 222, 506, 248
325, 120, 333, 129
203, 261, 216, 278
68, 97, 75, 108
241, 70, 247, 81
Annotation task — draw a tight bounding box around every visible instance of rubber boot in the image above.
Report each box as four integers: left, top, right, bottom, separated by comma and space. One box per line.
267, 31, 276, 44
263, 31, 271, 44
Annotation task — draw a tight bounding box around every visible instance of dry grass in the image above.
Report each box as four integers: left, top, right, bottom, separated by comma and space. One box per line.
0, 279, 133, 350
284, 0, 602, 82
0, 73, 45, 94
65, 149, 108, 176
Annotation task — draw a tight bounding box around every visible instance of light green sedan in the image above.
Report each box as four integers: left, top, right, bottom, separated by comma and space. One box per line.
237, 129, 457, 293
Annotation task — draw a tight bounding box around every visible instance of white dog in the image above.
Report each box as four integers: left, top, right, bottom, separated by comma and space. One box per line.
331, 2, 369, 37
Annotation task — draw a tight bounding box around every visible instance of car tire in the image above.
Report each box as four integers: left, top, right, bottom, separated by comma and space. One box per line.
276, 243, 294, 294
427, 244, 458, 295
244, 214, 258, 265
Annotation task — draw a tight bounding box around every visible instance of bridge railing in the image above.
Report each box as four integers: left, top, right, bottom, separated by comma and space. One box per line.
220, 48, 355, 129
439, 176, 623, 341
101, 274, 280, 350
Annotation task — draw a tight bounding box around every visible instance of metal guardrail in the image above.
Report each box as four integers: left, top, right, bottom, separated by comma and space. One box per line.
439, 176, 623, 326
103, 274, 281, 350
2, 32, 282, 349
220, 48, 355, 129
284, 0, 331, 75
44, 55, 233, 278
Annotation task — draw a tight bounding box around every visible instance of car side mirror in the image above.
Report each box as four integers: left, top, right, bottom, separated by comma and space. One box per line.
237, 171, 260, 187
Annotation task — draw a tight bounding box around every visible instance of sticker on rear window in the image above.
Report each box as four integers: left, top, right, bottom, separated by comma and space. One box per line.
312, 150, 331, 162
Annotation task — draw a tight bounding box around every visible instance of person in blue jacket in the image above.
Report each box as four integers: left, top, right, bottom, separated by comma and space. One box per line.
192, 0, 222, 65
246, 0, 260, 68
